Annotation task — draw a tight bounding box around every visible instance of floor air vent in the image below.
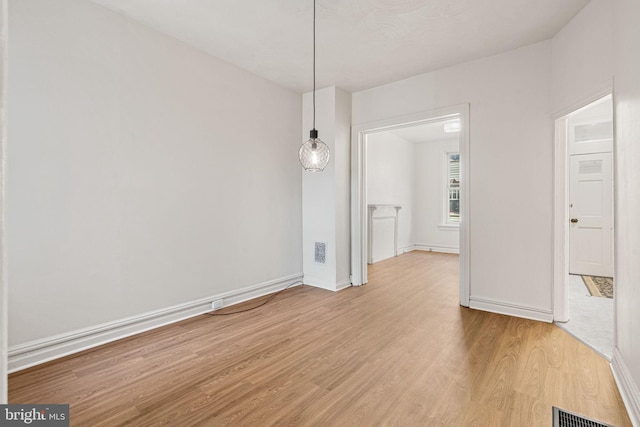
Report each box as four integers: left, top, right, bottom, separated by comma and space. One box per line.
553, 407, 613, 427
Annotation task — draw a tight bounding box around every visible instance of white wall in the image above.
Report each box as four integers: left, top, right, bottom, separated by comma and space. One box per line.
334, 88, 352, 286
366, 132, 413, 261
302, 86, 351, 290
354, 41, 553, 321
413, 139, 460, 252
8, 0, 302, 359
302, 87, 336, 290
612, 0, 640, 423
551, 0, 613, 115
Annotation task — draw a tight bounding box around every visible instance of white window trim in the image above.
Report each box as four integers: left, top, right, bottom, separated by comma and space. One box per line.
443, 151, 460, 226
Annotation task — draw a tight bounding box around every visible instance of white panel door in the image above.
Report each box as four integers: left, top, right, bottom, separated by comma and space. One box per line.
569, 152, 613, 277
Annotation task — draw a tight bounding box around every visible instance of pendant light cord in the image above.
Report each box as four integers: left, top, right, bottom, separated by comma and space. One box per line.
312, 0, 316, 131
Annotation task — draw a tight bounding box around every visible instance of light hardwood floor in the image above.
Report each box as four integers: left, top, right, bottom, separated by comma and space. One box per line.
9, 251, 631, 426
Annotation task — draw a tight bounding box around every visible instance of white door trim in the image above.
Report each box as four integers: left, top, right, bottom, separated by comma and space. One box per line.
553, 88, 612, 322
0, 0, 8, 403
553, 116, 570, 322
350, 104, 470, 307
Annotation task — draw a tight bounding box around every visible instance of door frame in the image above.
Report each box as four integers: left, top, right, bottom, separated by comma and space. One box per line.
1, 0, 7, 403
553, 88, 612, 322
350, 103, 470, 307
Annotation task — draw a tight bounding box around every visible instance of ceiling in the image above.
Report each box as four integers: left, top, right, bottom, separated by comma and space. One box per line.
89, 0, 590, 93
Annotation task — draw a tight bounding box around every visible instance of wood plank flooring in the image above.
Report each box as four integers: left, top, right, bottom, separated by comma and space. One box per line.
9, 251, 631, 426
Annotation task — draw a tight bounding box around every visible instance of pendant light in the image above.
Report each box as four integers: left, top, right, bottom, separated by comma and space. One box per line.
299, 0, 330, 172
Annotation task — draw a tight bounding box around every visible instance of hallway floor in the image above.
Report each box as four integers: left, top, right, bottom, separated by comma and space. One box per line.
555, 274, 614, 360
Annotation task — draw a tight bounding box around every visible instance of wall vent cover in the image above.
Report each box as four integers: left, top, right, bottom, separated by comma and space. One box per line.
552, 407, 613, 427
314, 242, 326, 264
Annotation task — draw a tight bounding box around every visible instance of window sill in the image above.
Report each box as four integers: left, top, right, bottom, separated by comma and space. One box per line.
438, 224, 460, 231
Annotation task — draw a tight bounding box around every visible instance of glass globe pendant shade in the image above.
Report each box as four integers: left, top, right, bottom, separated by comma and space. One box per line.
299, 129, 330, 171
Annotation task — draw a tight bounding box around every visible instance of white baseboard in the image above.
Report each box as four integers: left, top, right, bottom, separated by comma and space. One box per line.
336, 279, 352, 291
399, 245, 416, 254
469, 297, 553, 323
611, 348, 640, 426
303, 275, 335, 291
414, 244, 460, 254
8, 273, 303, 373
370, 254, 396, 263
400, 244, 460, 255
304, 276, 351, 292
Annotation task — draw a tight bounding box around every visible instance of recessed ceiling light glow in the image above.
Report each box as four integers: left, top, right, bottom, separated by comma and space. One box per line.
444, 120, 461, 133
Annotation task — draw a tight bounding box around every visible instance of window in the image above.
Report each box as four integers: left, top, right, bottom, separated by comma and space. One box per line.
446, 153, 460, 224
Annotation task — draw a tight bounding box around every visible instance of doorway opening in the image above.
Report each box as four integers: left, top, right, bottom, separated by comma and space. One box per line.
553, 94, 614, 359
350, 104, 470, 307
